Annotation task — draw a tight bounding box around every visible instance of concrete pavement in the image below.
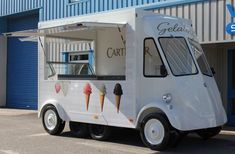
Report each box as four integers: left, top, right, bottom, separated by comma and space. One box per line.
0, 108, 235, 154
0, 108, 37, 116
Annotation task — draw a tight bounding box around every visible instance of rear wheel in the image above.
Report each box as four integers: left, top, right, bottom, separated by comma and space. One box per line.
196, 126, 222, 140
140, 114, 171, 151
42, 105, 65, 135
69, 122, 89, 138
88, 124, 111, 141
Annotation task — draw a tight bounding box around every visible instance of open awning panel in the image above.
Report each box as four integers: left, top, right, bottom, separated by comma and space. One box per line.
3, 21, 126, 40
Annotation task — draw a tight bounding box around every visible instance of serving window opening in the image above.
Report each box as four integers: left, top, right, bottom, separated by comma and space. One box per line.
44, 24, 126, 80
45, 38, 95, 79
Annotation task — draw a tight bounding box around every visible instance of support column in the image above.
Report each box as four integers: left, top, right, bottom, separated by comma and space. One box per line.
0, 18, 7, 107
0, 36, 7, 107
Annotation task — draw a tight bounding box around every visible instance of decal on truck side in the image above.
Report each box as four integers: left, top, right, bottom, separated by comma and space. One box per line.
54, 82, 125, 114
83, 83, 92, 111
99, 84, 107, 112
55, 82, 61, 94
157, 22, 195, 36
55, 81, 71, 96
107, 47, 126, 58
113, 83, 123, 113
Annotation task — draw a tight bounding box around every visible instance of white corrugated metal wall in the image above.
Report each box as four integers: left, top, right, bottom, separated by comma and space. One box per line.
154, 0, 234, 43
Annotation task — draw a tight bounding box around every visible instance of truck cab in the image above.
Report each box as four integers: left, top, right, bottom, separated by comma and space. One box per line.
136, 14, 227, 131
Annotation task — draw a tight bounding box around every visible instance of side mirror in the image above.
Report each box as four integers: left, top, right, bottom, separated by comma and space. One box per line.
160, 65, 168, 76
211, 67, 216, 75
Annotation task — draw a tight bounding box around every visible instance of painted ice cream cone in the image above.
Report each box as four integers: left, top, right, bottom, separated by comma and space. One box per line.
55, 82, 61, 94
113, 83, 123, 113
83, 83, 92, 111
61, 81, 70, 96
99, 84, 106, 112
100, 95, 105, 112
85, 94, 90, 111
115, 95, 121, 113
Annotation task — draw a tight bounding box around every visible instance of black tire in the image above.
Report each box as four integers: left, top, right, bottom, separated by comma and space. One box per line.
42, 105, 65, 135
196, 126, 222, 140
88, 124, 111, 141
140, 113, 171, 151
69, 121, 89, 138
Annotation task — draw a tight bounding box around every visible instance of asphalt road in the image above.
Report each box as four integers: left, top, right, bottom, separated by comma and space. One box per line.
0, 109, 235, 154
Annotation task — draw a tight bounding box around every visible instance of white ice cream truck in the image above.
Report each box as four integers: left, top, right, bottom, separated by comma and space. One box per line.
4, 8, 227, 151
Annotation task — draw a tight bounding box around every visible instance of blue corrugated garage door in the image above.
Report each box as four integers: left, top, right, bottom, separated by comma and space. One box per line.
7, 13, 38, 109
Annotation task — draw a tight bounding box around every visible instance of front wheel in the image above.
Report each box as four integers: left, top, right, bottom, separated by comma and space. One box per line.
196, 126, 222, 140
42, 105, 65, 135
140, 114, 171, 151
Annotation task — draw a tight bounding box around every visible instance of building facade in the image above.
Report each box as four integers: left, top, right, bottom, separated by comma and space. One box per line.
0, 0, 234, 125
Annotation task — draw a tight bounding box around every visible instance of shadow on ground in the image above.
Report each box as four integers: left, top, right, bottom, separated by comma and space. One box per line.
58, 127, 235, 153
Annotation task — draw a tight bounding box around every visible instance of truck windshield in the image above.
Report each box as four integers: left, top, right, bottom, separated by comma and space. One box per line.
159, 37, 198, 76
188, 39, 213, 77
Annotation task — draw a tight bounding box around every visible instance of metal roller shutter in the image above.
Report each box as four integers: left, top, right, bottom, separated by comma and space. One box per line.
7, 13, 38, 109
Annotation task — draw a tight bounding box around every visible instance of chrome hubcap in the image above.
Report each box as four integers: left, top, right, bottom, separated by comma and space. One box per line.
44, 110, 57, 131
144, 119, 165, 145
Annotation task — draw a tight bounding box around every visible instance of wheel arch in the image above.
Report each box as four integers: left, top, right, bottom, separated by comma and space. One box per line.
135, 103, 179, 130
38, 100, 68, 121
